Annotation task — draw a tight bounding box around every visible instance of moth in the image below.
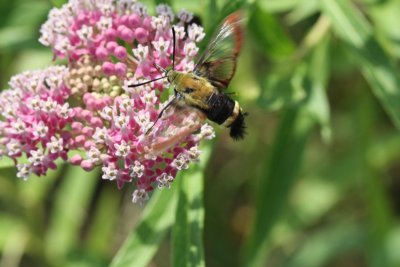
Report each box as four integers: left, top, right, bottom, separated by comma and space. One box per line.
131, 11, 246, 145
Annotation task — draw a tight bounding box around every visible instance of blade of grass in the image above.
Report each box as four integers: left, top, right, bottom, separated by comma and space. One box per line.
220, 0, 248, 19
18, 166, 62, 206
354, 92, 392, 267
49, 0, 67, 7
84, 186, 120, 256
243, 38, 330, 267
259, 64, 307, 110
200, 0, 247, 48
243, 105, 315, 267
207, 0, 218, 31
0, 158, 16, 169
0, 223, 28, 267
386, 226, 400, 266
44, 166, 99, 265
321, 0, 400, 131
172, 145, 212, 267
154, 0, 171, 5
285, 224, 365, 267
109, 183, 179, 267
249, 3, 295, 61
306, 36, 331, 142
285, 0, 319, 25
257, 0, 299, 13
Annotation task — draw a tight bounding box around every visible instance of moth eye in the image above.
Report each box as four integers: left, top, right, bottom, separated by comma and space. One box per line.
185, 88, 195, 94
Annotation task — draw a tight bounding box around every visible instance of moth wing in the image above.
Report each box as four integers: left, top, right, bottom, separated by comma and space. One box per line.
193, 12, 244, 90
143, 101, 206, 156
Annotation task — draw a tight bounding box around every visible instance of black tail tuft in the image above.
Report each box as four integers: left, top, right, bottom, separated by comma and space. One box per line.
229, 111, 248, 140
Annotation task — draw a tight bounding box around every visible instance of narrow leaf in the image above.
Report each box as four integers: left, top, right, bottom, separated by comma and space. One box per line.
44, 166, 99, 264
306, 36, 331, 141
257, 0, 299, 13
50, 0, 67, 7
110, 185, 179, 267
321, 0, 400, 131
285, 0, 319, 25
0, 158, 16, 169
249, 3, 295, 60
243, 40, 330, 267
84, 186, 120, 255
172, 145, 211, 267
286, 224, 365, 267
154, 0, 171, 5
243, 106, 315, 267
220, 0, 248, 19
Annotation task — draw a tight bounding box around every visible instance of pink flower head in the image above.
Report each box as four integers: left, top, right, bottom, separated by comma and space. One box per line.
0, 66, 74, 179
1, 0, 216, 204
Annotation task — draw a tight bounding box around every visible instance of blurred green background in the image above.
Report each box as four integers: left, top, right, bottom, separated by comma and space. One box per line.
2, 0, 400, 266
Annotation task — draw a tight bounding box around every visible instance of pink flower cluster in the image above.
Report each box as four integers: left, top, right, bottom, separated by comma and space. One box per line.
0, 67, 75, 177
0, 0, 215, 204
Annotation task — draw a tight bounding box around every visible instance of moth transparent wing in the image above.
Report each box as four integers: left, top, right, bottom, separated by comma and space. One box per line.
143, 102, 206, 156
193, 11, 244, 89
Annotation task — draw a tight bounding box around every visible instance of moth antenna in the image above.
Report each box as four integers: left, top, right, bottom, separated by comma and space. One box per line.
172, 27, 176, 70
145, 97, 176, 135
128, 75, 167, 88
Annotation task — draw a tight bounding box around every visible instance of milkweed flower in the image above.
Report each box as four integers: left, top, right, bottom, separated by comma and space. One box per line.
0, 67, 74, 179
0, 0, 215, 204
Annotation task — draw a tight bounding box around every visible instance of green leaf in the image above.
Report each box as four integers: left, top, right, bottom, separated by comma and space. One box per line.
243, 36, 330, 267
109, 186, 179, 267
304, 36, 331, 142
368, 0, 400, 57
0, 26, 34, 50
367, 133, 400, 169
154, 0, 171, 6
386, 226, 400, 266
243, 105, 315, 267
249, 3, 295, 60
354, 93, 393, 267
285, 224, 365, 267
18, 166, 61, 206
50, 0, 67, 7
44, 166, 99, 264
207, 0, 219, 31
0, 157, 16, 169
321, 0, 400, 131
0, 218, 29, 267
171, 2, 205, 19
220, 0, 248, 18
256, 0, 299, 13
200, 0, 247, 48
258, 64, 307, 110
285, 0, 319, 25
84, 186, 120, 255
172, 145, 211, 267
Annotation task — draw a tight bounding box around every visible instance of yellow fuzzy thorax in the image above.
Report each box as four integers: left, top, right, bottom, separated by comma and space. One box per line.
167, 70, 216, 109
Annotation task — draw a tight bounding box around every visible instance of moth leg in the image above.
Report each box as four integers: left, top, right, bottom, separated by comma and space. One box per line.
150, 123, 200, 153
146, 97, 177, 135
147, 108, 206, 155
226, 92, 238, 96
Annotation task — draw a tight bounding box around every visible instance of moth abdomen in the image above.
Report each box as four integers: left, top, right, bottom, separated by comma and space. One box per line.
203, 93, 235, 125
201, 93, 247, 140
229, 111, 247, 140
